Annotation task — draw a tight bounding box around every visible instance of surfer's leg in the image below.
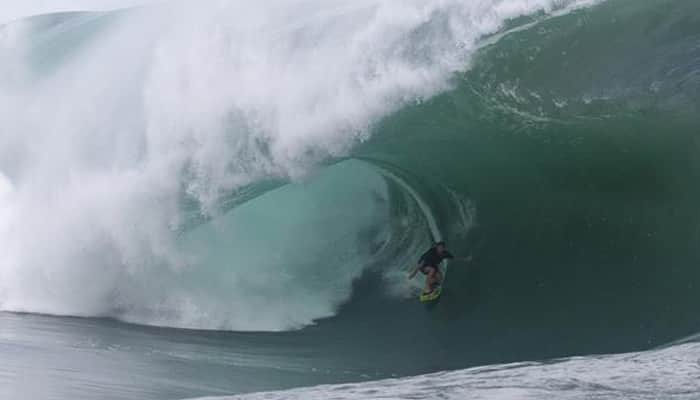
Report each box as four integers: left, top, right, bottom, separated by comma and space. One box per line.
434, 270, 442, 286
421, 267, 432, 294
423, 278, 432, 294
425, 267, 438, 293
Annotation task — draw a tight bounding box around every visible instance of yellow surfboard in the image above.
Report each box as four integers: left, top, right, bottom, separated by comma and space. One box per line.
419, 286, 442, 302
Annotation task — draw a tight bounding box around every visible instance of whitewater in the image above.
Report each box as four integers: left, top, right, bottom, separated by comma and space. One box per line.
1, 0, 700, 399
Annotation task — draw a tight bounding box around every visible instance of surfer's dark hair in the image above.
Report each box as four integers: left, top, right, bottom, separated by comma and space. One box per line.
434, 241, 446, 247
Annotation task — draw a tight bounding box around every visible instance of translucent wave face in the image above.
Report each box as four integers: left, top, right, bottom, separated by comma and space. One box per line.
0, 0, 597, 330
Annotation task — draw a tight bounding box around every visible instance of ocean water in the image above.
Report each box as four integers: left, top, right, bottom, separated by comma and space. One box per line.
197, 341, 700, 400
1, 0, 699, 399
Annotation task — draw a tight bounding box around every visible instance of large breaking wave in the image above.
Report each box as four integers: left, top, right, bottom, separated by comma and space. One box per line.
1, 0, 699, 363
0, 0, 597, 331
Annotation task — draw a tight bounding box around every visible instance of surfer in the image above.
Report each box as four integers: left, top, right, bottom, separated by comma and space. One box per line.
408, 241, 454, 295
